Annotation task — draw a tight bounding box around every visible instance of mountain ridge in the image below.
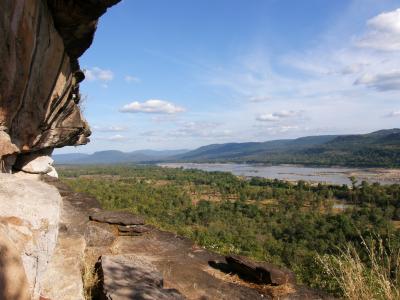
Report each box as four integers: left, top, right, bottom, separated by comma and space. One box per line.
54, 129, 400, 167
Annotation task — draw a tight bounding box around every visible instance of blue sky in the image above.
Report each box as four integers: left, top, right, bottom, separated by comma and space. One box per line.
58, 0, 400, 154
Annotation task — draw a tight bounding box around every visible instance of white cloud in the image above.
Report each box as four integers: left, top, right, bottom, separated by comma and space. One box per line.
93, 125, 127, 132
108, 134, 126, 141
356, 8, 400, 51
84, 67, 114, 82
256, 114, 279, 122
120, 99, 185, 114
171, 121, 232, 138
140, 121, 233, 139
97, 134, 127, 142
125, 75, 141, 83
386, 110, 400, 118
256, 110, 301, 122
355, 71, 400, 91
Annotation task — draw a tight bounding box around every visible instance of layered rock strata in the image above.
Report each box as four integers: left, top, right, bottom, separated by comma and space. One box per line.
0, 0, 120, 174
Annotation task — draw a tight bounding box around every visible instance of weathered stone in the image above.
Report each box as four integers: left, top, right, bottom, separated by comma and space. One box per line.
225, 255, 296, 286
85, 222, 116, 247
14, 152, 54, 174
118, 225, 152, 236
0, 174, 61, 298
90, 211, 145, 226
98, 254, 185, 300
40, 235, 86, 300
47, 166, 59, 178
0, 0, 120, 171
0, 232, 31, 300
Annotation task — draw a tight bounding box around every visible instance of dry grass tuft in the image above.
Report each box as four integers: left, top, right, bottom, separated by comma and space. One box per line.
318, 237, 400, 300
82, 252, 100, 300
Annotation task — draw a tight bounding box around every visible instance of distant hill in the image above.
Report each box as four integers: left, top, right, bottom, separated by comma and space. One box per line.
173, 129, 400, 167
53, 149, 189, 164
54, 129, 400, 167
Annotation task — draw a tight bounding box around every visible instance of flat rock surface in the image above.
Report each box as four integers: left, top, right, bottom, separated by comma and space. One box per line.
111, 231, 268, 300
99, 254, 184, 300
90, 210, 145, 226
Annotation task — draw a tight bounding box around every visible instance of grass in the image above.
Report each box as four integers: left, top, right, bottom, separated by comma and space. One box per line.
318, 237, 400, 300
82, 252, 100, 300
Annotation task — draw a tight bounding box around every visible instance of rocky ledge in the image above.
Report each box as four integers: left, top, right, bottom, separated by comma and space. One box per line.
41, 177, 334, 300
0, 173, 334, 300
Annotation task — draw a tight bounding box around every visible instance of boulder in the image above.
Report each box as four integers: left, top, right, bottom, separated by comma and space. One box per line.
0, 174, 61, 298
98, 254, 185, 300
225, 255, 296, 286
0, 232, 31, 300
14, 152, 54, 174
90, 211, 145, 226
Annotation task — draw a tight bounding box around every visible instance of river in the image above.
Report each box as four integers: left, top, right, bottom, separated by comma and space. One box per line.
158, 163, 400, 185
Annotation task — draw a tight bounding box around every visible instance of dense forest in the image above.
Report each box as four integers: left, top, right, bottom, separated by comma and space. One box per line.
60, 165, 400, 296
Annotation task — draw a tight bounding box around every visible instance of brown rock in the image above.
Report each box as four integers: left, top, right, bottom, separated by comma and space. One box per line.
225, 255, 296, 286
90, 211, 145, 226
0, 0, 120, 171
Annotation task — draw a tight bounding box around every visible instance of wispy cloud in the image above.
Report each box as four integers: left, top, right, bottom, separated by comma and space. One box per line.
171, 121, 232, 138
84, 67, 114, 82
248, 96, 271, 103
93, 125, 127, 132
120, 99, 185, 114
256, 110, 302, 122
97, 134, 127, 142
355, 71, 400, 91
125, 75, 141, 83
385, 110, 400, 118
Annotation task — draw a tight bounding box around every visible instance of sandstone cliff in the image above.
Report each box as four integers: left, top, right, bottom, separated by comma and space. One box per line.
0, 0, 120, 174
0, 1, 119, 299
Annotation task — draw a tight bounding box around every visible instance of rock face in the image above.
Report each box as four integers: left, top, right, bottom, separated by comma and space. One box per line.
0, 232, 31, 300
0, 0, 120, 173
0, 173, 62, 299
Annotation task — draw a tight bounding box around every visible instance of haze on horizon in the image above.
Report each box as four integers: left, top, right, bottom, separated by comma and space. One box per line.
56, 0, 400, 154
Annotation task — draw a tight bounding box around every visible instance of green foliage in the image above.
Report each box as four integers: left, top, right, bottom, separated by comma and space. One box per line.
176, 129, 400, 167
59, 165, 400, 294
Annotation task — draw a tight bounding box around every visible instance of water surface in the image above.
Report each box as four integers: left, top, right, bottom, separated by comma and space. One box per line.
159, 163, 397, 186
